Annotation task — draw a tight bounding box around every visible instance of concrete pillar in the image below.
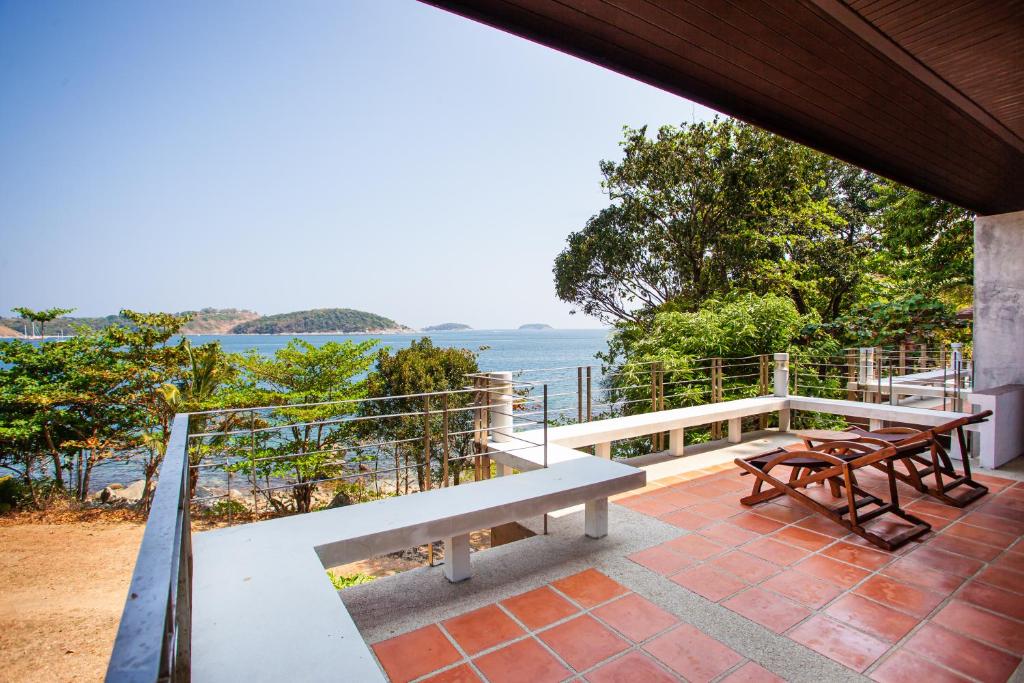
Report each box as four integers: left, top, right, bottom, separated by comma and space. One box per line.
443, 534, 471, 582
595, 442, 611, 459
488, 372, 513, 443
773, 353, 789, 397
728, 417, 742, 444
668, 428, 685, 456
975, 210, 1024, 390
585, 498, 608, 538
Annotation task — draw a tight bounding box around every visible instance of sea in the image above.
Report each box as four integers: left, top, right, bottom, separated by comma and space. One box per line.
57, 328, 612, 491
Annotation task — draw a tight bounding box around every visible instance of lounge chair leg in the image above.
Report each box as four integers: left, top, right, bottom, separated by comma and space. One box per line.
585, 498, 608, 539
443, 534, 471, 582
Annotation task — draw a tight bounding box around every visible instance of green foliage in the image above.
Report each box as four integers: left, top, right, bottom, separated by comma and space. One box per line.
872, 180, 974, 305
204, 499, 249, 517
224, 338, 377, 513
230, 308, 402, 334
362, 338, 480, 491
554, 119, 876, 325
10, 306, 76, 337
807, 294, 966, 348
326, 571, 374, 590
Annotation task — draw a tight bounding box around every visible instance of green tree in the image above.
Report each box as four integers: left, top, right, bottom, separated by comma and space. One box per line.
554, 119, 840, 324
362, 338, 479, 492
872, 180, 974, 306
11, 307, 75, 338
225, 339, 377, 513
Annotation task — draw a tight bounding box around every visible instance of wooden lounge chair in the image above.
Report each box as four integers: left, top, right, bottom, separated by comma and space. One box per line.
735, 441, 932, 550
844, 410, 992, 508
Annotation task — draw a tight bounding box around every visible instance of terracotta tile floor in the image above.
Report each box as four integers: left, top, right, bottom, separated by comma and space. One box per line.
370, 464, 1024, 682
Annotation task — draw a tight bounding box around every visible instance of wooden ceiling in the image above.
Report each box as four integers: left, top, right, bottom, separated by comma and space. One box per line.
421, 0, 1024, 215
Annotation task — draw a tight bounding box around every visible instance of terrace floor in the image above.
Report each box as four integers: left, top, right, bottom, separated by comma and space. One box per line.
341, 442, 1024, 683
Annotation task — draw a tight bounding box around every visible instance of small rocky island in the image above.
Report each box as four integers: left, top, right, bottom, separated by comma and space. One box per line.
423, 323, 472, 331
518, 323, 553, 330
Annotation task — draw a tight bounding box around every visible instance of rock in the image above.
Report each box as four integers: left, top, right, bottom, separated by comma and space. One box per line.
328, 490, 353, 508
100, 479, 148, 503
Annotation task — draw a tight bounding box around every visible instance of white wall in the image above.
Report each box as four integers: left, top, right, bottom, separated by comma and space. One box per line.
974, 210, 1024, 390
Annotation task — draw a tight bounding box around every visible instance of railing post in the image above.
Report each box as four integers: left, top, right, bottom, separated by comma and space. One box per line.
899, 342, 907, 376
774, 352, 790, 432
711, 358, 722, 440
442, 392, 450, 485
846, 349, 858, 401
759, 354, 769, 429
586, 366, 592, 422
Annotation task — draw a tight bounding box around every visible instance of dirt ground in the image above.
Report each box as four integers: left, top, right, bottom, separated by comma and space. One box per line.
0, 514, 145, 683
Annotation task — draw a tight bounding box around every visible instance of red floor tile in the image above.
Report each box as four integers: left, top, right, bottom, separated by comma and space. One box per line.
795, 514, 851, 538
731, 511, 786, 534
671, 565, 747, 602
473, 637, 571, 683
422, 664, 484, 683
773, 525, 834, 551
854, 575, 945, 618
902, 547, 984, 578
992, 551, 1024, 574
623, 495, 680, 517
750, 503, 810, 524
663, 534, 727, 560
584, 651, 678, 683
628, 546, 695, 576
825, 594, 918, 643
762, 569, 844, 608
722, 587, 811, 633
904, 623, 1022, 683
975, 565, 1024, 595
690, 501, 744, 520
659, 489, 705, 508
501, 587, 577, 630
742, 537, 810, 566
538, 614, 629, 671
822, 541, 893, 571
869, 650, 970, 683
699, 522, 760, 547
906, 499, 965, 521
788, 615, 889, 673
930, 534, 1003, 562
793, 554, 871, 588
933, 600, 1024, 654
880, 556, 965, 595
659, 509, 716, 530
959, 579, 1024, 621
644, 623, 743, 683
442, 604, 524, 656
719, 661, 785, 683
372, 625, 462, 683
710, 550, 781, 583
944, 521, 1018, 548
552, 569, 628, 608
962, 511, 1024, 536
592, 593, 679, 642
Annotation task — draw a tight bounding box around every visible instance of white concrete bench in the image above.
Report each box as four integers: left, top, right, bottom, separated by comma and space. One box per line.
544, 396, 788, 458
191, 456, 644, 683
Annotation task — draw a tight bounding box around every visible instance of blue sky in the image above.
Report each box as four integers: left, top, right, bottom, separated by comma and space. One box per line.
0, 0, 715, 329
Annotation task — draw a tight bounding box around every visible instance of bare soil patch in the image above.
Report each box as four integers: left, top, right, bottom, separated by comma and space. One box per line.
0, 515, 145, 682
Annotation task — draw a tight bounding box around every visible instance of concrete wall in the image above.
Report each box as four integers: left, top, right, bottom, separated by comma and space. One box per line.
974, 210, 1024, 390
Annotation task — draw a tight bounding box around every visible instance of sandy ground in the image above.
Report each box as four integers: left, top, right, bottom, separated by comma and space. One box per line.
0, 516, 145, 683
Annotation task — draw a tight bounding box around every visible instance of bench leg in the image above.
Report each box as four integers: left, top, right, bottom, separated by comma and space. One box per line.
869, 418, 883, 431
778, 408, 791, 432
669, 428, 684, 456
595, 442, 611, 459
443, 534, 471, 582
494, 463, 511, 477
585, 498, 608, 539
728, 418, 742, 444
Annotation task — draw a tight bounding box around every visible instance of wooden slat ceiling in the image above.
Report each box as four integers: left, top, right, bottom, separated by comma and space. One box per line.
420, 0, 1024, 215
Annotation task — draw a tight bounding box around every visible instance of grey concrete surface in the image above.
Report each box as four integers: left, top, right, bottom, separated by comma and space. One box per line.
974, 210, 1024, 390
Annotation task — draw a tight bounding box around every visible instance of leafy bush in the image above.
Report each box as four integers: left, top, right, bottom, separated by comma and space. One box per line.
327, 571, 374, 590
204, 499, 249, 517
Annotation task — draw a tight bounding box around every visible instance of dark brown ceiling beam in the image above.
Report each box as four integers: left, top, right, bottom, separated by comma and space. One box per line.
419, 0, 1024, 214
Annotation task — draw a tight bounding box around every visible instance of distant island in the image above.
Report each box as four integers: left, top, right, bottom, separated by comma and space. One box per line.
519, 323, 553, 330
0, 307, 410, 337
423, 323, 472, 331
230, 308, 410, 334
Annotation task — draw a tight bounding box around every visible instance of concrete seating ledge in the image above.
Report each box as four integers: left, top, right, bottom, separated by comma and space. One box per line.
192, 456, 644, 682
